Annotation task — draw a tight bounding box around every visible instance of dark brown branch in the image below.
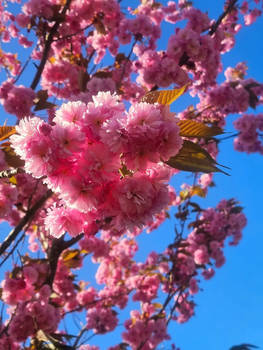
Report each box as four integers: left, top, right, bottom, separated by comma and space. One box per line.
53, 24, 92, 42
0, 190, 52, 257
0, 232, 25, 268
166, 288, 185, 325
46, 233, 84, 287
209, 0, 238, 36
14, 54, 32, 84
72, 325, 88, 348
30, 0, 72, 90
116, 39, 137, 90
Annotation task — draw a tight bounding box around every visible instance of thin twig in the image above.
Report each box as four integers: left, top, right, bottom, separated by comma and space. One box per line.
0, 232, 25, 268
209, 0, 238, 36
53, 24, 92, 42
30, 0, 72, 90
166, 288, 185, 325
0, 190, 52, 257
14, 54, 32, 84
219, 132, 239, 141
72, 325, 88, 348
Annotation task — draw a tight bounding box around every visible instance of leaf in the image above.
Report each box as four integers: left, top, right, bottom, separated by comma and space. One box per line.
0, 126, 16, 142
244, 82, 260, 109
230, 344, 258, 350
177, 120, 223, 138
188, 201, 203, 212
119, 164, 133, 178
36, 330, 74, 349
115, 53, 127, 69
140, 85, 187, 105
248, 89, 259, 109
93, 14, 106, 35
153, 302, 163, 309
180, 189, 190, 200
62, 249, 81, 268
230, 206, 244, 214
191, 185, 206, 198
9, 176, 17, 185
165, 140, 229, 175
93, 70, 112, 79
1, 142, 25, 168
34, 90, 56, 111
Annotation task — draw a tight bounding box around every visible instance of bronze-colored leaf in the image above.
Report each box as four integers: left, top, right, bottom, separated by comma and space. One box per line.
191, 185, 206, 198
34, 90, 56, 111
34, 101, 56, 111
93, 70, 112, 79
115, 53, 127, 69
62, 249, 81, 268
180, 189, 190, 200
165, 140, 229, 175
9, 176, 17, 185
140, 85, 188, 105
153, 302, 163, 309
177, 120, 223, 138
0, 126, 16, 142
1, 142, 25, 168
93, 15, 106, 35
188, 201, 203, 212
244, 82, 260, 109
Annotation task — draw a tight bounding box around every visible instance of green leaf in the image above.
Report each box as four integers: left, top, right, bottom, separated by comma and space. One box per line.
165, 140, 229, 175
140, 85, 187, 105
177, 119, 223, 138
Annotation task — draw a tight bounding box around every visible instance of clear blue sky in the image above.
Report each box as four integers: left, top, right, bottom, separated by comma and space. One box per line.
0, 1, 263, 349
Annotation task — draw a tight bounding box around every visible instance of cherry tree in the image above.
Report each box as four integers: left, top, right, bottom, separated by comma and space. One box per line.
0, 0, 262, 349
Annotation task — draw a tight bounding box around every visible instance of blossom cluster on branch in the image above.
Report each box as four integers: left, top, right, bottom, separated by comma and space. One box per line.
0, 0, 262, 349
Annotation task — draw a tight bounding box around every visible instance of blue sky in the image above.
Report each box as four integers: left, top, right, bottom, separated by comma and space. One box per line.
0, 1, 263, 349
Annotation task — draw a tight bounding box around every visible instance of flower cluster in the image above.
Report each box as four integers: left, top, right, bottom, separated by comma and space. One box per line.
234, 113, 263, 154
163, 198, 247, 323
0, 0, 260, 348
11, 91, 182, 235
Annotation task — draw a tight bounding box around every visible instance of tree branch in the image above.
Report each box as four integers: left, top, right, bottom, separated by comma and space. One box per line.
0, 190, 52, 257
209, 0, 238, 36
46, 233, 84, 287
53, 24, 92, 42
30, 0, 72, 90
0, 232, 25, 268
